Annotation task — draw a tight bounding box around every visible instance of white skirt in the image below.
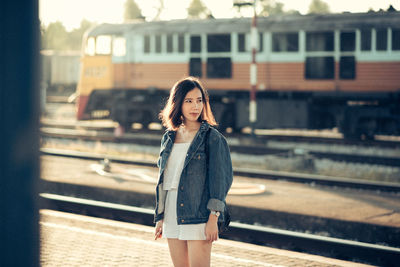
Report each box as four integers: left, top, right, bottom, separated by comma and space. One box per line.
163, 189, 206, 240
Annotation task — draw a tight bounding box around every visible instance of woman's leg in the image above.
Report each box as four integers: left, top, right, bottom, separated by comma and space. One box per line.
167, 238, 189, 267
187, 240, 212, 267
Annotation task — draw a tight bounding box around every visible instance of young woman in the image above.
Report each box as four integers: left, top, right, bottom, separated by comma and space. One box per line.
154, 77, 233, 267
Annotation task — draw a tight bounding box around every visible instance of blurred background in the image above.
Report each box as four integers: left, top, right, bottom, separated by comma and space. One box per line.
37, 0, 400, 265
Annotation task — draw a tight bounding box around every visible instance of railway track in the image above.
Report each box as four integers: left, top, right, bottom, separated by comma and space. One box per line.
40, 125, 400, 168
41, 148, 400, 193
41, 119, 400, 149
39, 192, 400, 266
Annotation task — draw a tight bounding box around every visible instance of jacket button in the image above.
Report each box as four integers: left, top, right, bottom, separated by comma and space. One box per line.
180, 186, 184, 190
180, 203, 184, 207
181, 219, 184, 223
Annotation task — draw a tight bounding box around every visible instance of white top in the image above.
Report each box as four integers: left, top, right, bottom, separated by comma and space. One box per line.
163, 142, 190, 190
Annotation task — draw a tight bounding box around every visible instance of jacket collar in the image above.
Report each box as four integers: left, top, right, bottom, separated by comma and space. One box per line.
199, 120, 210, 132
166, 120, 210, 141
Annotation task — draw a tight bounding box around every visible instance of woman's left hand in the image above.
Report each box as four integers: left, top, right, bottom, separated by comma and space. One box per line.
205, 214, 219, 242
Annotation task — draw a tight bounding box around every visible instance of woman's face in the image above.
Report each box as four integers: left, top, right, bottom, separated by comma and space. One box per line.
181, 88, 203, 123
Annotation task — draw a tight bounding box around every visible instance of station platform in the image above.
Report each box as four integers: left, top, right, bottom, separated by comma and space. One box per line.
40, 154, 400, 247
40, 209, 372, 266
40, 155, 400, 226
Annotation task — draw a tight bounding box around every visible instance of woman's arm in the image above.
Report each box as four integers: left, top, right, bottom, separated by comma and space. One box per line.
206, 129, 233, 212
205, 213, 219, 242
157, 132, 168, 168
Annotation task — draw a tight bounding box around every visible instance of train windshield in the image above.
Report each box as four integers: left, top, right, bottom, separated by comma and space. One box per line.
85, 37, 95, 56
113, 37, 126, 57
95, 35, 112, 55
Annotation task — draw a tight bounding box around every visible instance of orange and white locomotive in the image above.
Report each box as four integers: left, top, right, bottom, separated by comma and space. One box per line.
76, 11, 400, 138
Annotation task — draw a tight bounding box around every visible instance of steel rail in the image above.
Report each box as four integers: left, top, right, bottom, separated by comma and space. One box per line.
41, 120, 400, 149
39, 193, 400, 266
40, 127, 400, 167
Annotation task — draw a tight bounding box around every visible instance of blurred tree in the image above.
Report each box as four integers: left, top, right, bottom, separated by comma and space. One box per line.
40, 23, 46, 45
124, 0, 144, 21
259, 0, 285, 16
67, 20, 95, 50
234, 0, 300, 17
41, 20, 95, 51
308, 0, 330, 14
41, 21, 68, 50
387, 5, 397, 12
286, 9, 301, 15
153, 0, 165, 21
188, 0, 211, 19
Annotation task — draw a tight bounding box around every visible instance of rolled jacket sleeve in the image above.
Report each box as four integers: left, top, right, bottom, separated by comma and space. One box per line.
206, 129, 233, 212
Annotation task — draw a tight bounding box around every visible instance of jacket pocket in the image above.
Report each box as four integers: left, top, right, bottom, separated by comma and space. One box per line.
187, 152, 206, 176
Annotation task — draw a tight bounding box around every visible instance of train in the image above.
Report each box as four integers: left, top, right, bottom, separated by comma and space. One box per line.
41, 50, 81, 94
75, 11, 400, 139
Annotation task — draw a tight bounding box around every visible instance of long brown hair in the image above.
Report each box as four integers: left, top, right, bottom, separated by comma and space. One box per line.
159, 77, 217, 130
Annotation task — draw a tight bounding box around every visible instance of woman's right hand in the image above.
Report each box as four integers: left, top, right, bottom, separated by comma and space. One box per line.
154, 220, 163, 240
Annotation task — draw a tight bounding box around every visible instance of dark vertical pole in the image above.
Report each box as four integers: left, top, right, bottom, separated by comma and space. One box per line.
0, 0, 40, 266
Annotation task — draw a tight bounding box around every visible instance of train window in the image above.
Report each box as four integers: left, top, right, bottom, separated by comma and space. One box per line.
155, 35, 162, 53
361, 29, 371, 51
167, 35, 173, 53
86, 37, 95, 56
178, 35, 185, 53
207, 34, 230, 52
144, 35, 150, 53
95, 35, 111, 55
238, 33, 245, 52
207, 58, 232, 78
392, 29, 400, 50
306, 32, 334, 52
189, 58, 202, 77
259, 33, 263, 52
272, 32, 298, 52
340, 32, 355, 51
376, 29, 387, 51
112, 37, 126, 57
340, 56, 356, 79
191, 36, 201, 52
305, 56, 334, 79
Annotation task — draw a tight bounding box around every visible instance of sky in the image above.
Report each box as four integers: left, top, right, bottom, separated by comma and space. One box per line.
39, 0, 400, 31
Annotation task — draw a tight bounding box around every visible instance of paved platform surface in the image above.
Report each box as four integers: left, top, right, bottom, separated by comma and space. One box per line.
40, 209, 373, 267
41, 155, 400, 228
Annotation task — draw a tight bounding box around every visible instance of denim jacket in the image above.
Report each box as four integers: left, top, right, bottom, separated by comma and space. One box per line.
154, 121, 233, 224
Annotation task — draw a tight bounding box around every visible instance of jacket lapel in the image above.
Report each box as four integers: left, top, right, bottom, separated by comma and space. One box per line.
182, 122, 209, 169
